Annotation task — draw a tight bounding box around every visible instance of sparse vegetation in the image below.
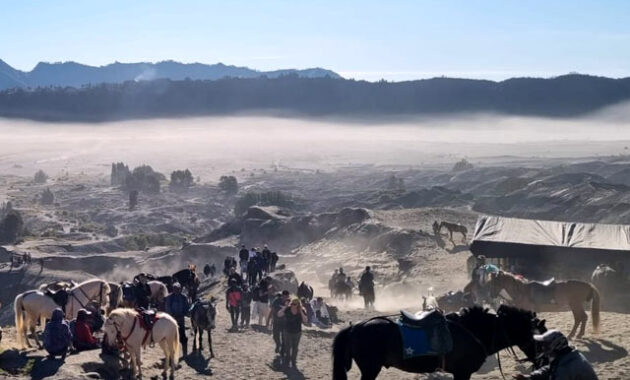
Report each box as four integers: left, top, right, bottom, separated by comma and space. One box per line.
33, 170, 48, 184
219, 175, 238, 195
124, 165, 164, 194
170, 169, 194, 190
0, 209, 24, 244
452, 159, 474, 172
129, 190, 139, 210
40, 188, 54, 205
110, 162, 130, 186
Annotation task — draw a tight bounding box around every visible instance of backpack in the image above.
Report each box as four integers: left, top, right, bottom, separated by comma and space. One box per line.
228, 289, 242, 307
251, 286, 260, 302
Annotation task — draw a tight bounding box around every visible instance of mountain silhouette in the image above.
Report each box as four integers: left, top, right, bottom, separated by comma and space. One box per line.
0, 59, 340, 90
1, 65, 630, 121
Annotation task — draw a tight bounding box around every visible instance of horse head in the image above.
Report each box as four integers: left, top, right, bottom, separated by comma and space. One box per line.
104, 309, 129, 347
496, 304, 545, 367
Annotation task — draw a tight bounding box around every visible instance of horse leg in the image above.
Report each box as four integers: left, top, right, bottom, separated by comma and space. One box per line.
198, 329, 204, 352
136, 348, 143, 379
355, 361, 381, 380
192, 327, 198, 352
567, 305, 580, 338
158, 340, 169, 379
453, 373, 472, 380
129, 351, 137, 380
577, 305, 588, 338
208, 330, 214, 359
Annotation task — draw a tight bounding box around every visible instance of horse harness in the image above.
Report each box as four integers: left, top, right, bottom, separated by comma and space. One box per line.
69, 282, 105, 315
113, 314, 159, 351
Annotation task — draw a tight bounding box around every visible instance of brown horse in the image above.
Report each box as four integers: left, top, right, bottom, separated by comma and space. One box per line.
488, 271, 600, 338
438, 221, 467, 242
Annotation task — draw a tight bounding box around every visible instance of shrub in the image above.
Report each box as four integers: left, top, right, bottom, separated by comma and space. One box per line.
170, 169, 194, 190
40, 188, 54, 205
219, 175, 238, 195
453, 159, 474, 172
110, 162, 130, 186
0, 209, 24, 244
33, 170, 48, 184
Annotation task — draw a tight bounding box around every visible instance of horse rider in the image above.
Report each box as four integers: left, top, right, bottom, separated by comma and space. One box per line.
337, 268, 346, 285
133, 275, 152, 309
514, 329, 598, 380
239, 244, 250, 278
359, 266, 376, 309
165, 282, 189, 357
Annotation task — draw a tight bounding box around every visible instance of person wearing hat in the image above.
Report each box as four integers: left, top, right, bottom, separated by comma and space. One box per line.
73, 308, 99, 351
165, 282, 190, 356
514, 329, 598, 380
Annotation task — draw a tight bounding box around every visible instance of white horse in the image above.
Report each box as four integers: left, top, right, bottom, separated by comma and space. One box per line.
14, 279, 110, 348
148, 280, 169, 310
104, 308, 180, 379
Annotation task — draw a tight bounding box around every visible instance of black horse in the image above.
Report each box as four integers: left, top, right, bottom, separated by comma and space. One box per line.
332, 305, 545, 380
173, 268, 200, 301
297, 281, 314, 301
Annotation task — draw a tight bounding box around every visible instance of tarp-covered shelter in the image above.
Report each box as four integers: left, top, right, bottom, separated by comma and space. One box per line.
470, 215, 630, 262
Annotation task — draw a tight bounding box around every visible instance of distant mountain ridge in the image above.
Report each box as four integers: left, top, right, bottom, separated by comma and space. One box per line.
0, 59, 341, 90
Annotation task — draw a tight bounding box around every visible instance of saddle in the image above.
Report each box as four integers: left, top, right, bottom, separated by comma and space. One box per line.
44, 289, 69, 309
528, 278, 556, 304
137, 308, 158, 331
398, 309, 453, 359
531, 277, 555, 287
400, 309, 445, 328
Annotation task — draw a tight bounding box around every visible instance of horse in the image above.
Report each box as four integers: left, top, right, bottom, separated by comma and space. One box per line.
488, 271, 600, 338
172, 268, 200, 302
104, 308, 179, 380
190, 300, 217, 357
332, 280, 353, 300
297, 281, 314, 301
432, 290, 474, 313
107, 282, 124, 315
438, 221, 468, 242
148, 280, 169, 311
14, 279, 110, 348
157, 276, 175, 292
332, 305, 544, 380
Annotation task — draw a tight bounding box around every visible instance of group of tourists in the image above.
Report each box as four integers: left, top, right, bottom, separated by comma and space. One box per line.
223, 244, 279, 286
42, 306, 104, 360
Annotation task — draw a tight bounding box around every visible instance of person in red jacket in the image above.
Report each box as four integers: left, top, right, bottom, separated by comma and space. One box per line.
74, 309, 100, 351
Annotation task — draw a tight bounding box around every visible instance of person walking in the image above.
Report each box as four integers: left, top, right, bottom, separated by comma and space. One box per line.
269, 290, 290, 354
241, 284, 253, 328
359, 266, 376, 310
43, 308, 72, 360
165, 282, 190, 356
226, 279, 243, 332
278, 297, 307, 368
262, 245, 272, 273
256, 277, 271, 326
239, 244, 250, 279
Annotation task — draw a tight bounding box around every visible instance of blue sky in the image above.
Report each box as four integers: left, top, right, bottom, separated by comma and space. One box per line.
2, 1, 629, 81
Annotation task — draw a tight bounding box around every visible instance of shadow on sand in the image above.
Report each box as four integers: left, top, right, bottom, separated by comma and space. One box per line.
577, 338, 627, 364
184, 352, 213, 375
0, 349, 63, 380
269, 355, 305, 380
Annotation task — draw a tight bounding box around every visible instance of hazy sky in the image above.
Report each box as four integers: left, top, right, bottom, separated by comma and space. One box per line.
2, 1, 630, 81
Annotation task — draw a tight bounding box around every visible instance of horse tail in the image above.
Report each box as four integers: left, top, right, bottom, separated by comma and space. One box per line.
14, 293, 25, 348
590, 284, 601, 334
172, 319, 180, 360
332, 325, 353, 380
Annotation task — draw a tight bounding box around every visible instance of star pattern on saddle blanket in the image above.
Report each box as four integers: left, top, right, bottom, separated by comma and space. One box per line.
405, 346, 415, 356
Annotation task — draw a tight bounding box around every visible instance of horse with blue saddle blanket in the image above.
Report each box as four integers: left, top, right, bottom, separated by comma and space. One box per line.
332, 305, 546, 380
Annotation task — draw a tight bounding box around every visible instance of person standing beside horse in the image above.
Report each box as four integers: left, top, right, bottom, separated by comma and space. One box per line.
165, 282, 189, 357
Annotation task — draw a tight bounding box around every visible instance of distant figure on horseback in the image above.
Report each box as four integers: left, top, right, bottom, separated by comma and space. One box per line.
438, 221, 468, 242
359, 266, 375, 310
133, 275, 152, 309
331, 268, 353, 300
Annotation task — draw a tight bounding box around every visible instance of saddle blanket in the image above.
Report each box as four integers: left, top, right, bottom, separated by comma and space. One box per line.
397, 320, 453, 359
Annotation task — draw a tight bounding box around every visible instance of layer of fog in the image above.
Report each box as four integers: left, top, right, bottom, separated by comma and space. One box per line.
2, 107, 630, 180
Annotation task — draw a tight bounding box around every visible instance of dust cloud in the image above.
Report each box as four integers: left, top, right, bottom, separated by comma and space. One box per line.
1, 108, 630, 180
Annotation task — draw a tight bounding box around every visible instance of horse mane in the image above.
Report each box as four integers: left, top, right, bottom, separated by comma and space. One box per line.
74, 278, 110, 291
497, 304, 535, 320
